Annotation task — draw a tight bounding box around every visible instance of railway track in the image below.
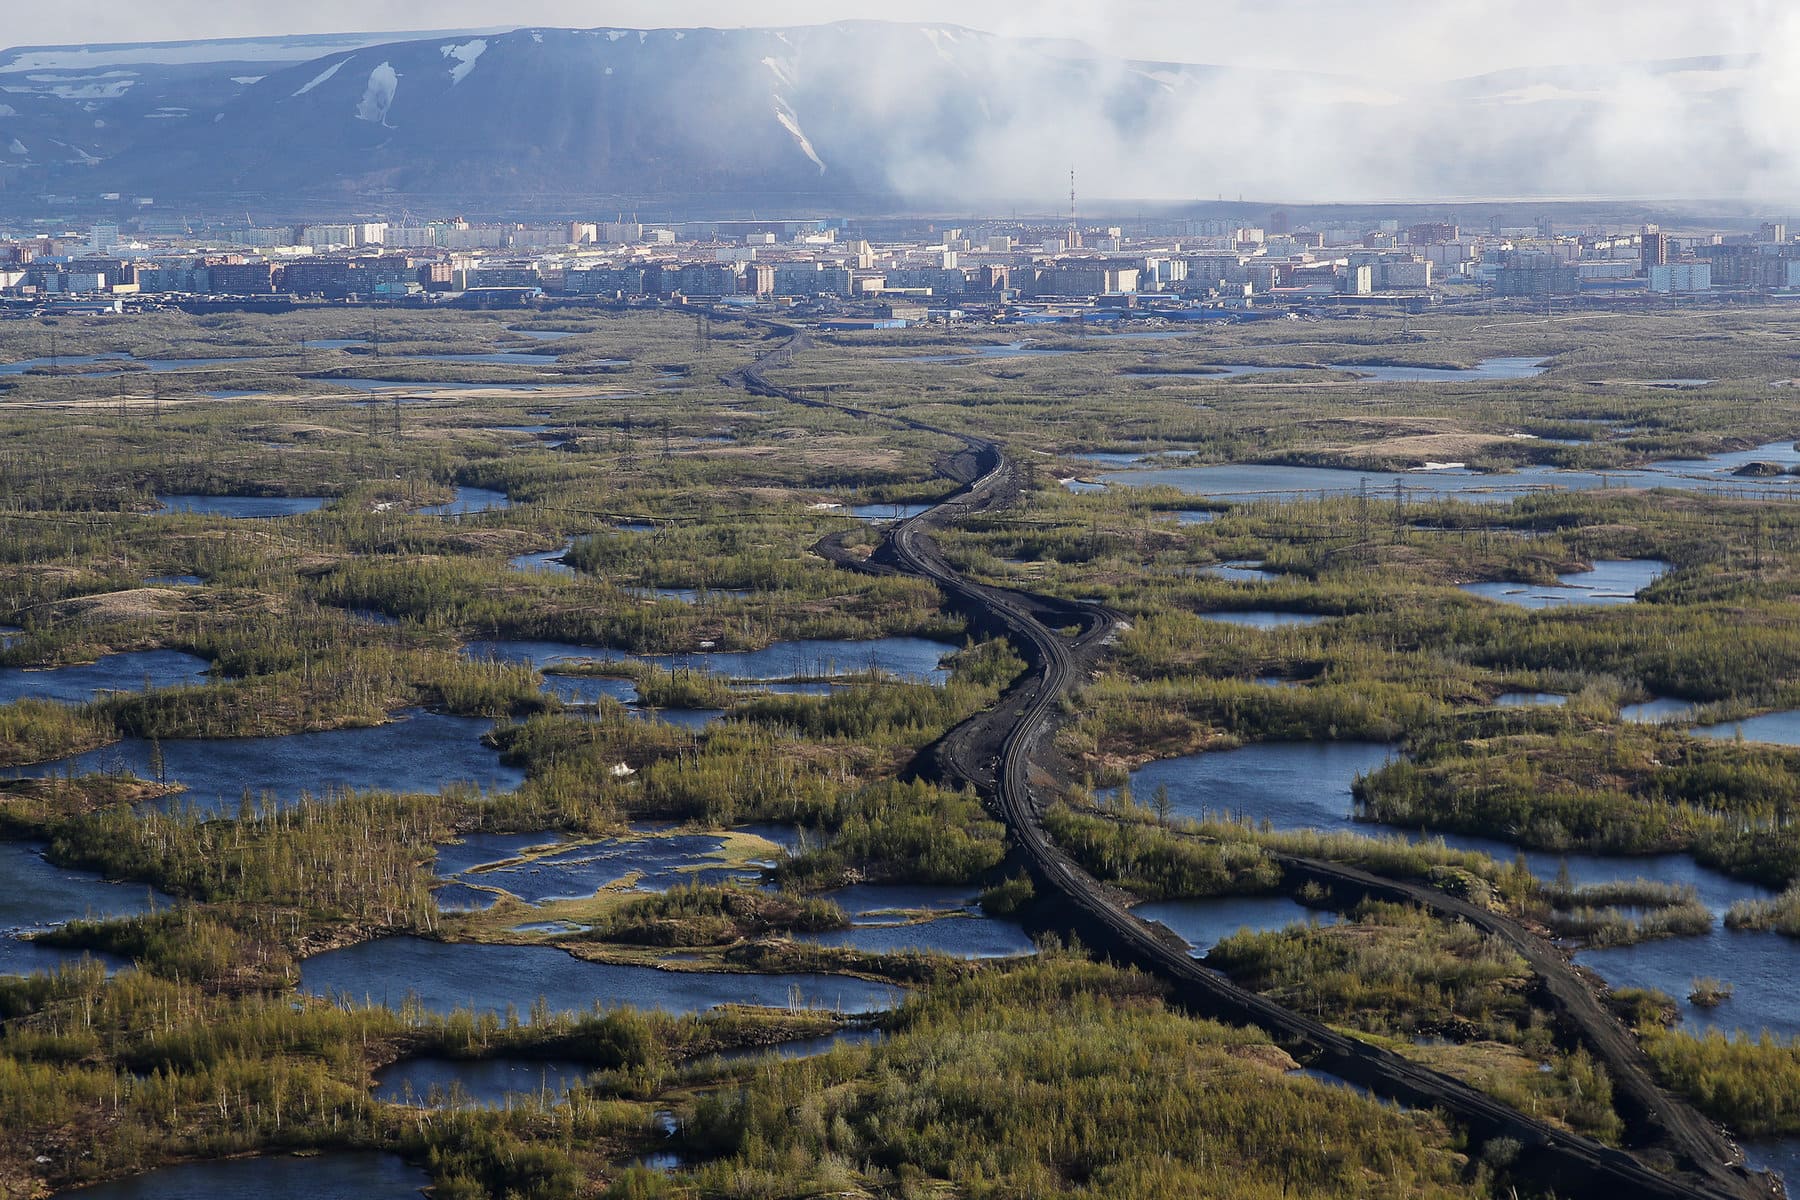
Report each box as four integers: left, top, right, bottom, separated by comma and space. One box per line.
732, 340, 1772, 1200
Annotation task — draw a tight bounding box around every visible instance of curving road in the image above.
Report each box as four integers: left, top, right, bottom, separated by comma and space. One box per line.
733, 337, 1772, 1200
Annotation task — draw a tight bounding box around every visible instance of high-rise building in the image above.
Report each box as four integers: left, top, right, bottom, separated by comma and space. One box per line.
1641, 224, 1668, 271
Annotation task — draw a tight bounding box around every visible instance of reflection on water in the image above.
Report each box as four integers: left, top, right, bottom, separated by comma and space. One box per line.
157, 495, 325, 518
1692, 710, 1800, 747
301, 937, 903, 1017
51, 1153, 429, 1199
374, 1056, 594, 1107
0, 649, 210, 706
418, 486, 511, 517
798, 884, 1034, 959
1083, 442, 1800, 505
1136, 895, 1337, 959
464, 637, 958, 685
1461, 560, 1668, 610
1197, 611, 1328, 630
2, 710, 522, 814
0, 841, 168, 977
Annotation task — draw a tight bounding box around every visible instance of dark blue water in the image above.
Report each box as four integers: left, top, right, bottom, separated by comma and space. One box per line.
1692, 710, 1800, 746
434, 826, 777, 907
1461, 560, 1668, 609
1136, 895, 1338, 959
54, 1153, 429, 1199
1117, 741, 1791, 1050
796, 884, 1034, 959
464, 637, 957, 686
300, 937, 904, 1017
374, 1056, 593, 1107
0, 650, 210, 706
0, 842, 167, 977
1579, 932, 1800, 1039
143, 575, 203, 587
3, 710, 522, 814
418, 486, 511, 517
1745, 1142, 1800, 1194
157, 495, 326, 518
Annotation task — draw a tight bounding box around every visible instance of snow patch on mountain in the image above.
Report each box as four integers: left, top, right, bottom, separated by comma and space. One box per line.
441, 39, 487, 85
294, 58, 349, 97
354, 62, 398, 125
772, 97, 826, 173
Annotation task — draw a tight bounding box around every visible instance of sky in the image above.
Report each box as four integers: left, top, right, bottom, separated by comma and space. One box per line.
0, 0, 1774, 79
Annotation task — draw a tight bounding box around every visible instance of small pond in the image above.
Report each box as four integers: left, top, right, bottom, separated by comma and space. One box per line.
156, 495, 326, 518
1460, 560, 1668, 609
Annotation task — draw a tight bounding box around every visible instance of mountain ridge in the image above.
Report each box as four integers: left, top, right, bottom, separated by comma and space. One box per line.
0, 21, 1786, 210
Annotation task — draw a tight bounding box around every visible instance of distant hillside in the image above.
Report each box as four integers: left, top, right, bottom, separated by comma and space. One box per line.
0, 23, 1783, 210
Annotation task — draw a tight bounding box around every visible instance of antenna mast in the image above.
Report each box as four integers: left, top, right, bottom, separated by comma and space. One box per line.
1068, 167, 1079, 249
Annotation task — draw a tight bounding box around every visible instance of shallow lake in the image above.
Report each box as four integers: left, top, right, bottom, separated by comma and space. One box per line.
1135, 895, 1339, 959
1201, 561, 1279, 583
0, 649, 210, 706
1460, 560, 1669, 609
433, 824, 786, 908
798, 884, 1035, 959
3, 710, 521, 814
1691, 710, 1800, 746
54, 1153, 429, 1199
1081, 442, 1800, 505
374, 1055, 594, 1107
301, 937, 903, 1017
0, 841, 168, 977
464, 637, 958, 686
509, 544, 575, 577
1117, 740, 1792, 1053
1579, 930, 1800, 1040
418, 486, 511, 517
156, 495, 326, 518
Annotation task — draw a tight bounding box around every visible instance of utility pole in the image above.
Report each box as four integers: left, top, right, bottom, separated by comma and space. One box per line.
1357, 477, 1371, 551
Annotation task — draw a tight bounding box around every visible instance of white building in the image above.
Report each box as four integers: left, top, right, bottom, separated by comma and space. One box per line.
1649, 263, 1712, 294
